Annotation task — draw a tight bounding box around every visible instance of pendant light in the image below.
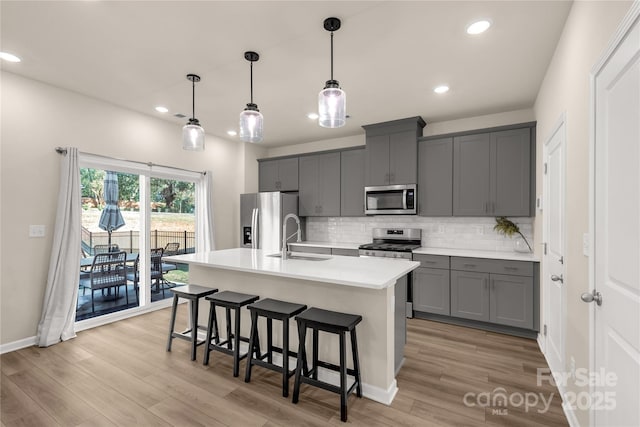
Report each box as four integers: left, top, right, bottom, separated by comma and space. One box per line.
318, 17, 346, 128
182, 73, 205, 151
239, 51, 264, 143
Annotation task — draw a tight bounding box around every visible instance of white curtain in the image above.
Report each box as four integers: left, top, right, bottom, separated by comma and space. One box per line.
36, 147, 81, 347
196, 171, 215, 251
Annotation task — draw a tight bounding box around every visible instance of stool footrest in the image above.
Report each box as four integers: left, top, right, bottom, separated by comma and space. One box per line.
207, 344, 251, 361
300, 376, 354, 396
171, 331, 209, 347
316, 360, 358, 377
251, 358, 297, 377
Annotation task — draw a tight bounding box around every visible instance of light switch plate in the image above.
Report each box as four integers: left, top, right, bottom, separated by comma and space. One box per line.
29, 225, 46, 238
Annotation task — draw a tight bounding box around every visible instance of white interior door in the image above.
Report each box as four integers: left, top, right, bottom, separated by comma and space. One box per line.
591, 6, 640, 426
543, 117, 566, 379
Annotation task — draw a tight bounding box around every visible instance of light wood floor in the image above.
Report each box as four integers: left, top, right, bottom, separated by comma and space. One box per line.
1, 308, 568, 426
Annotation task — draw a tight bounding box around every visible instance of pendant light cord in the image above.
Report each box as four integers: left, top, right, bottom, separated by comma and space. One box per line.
250, 61, 254, 104
330, 31, 334, 80
191, 79, 196, 120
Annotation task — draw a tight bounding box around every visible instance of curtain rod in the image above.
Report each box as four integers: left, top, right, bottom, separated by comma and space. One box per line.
55, 147, 206, 175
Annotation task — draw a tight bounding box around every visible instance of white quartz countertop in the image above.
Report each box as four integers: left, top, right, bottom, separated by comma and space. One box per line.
165, 248, 419, 289
412, 247, 540, 262
289, 241, 365, 250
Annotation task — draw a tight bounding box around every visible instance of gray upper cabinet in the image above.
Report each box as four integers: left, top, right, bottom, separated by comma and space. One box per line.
453, 127, 531, 216
340, 148, 365, 216
492, 128, 531, 216
418, 137, 453, 216
363, 117, 426, 186
298, 152, 340, 217
453, 133, 492, 216
258, 157, 299, 192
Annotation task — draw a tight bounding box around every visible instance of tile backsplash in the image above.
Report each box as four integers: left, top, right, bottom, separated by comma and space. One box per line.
306, 216, 534, 252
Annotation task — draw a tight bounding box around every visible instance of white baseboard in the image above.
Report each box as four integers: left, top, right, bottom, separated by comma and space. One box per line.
0, 335, 37, 354
1, 299, 176, 355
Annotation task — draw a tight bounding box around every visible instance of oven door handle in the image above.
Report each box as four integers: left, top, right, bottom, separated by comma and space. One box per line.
402, 189, 408, 210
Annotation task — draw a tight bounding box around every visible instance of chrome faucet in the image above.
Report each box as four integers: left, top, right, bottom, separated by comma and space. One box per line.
282, 213, 302, 260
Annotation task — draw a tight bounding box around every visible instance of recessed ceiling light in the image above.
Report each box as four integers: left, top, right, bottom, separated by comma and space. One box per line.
466, 20, 491, 35
307, 113, 319, 120
0, 52, 21, 62
434, 85, 450, 94
155, 106, 169, 113
227, 130, 237, 136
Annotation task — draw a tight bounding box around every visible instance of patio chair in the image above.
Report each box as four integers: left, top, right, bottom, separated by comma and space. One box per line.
161, 242, 180, 288
151, 247, 165, 296
125, 253, 141, 305
79, 251, 128, 313
93, 243, 119, 254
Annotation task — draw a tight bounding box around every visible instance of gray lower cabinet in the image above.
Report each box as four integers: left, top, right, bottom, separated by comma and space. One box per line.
394, 275, 407, 374
418, 137, 453, 216
450, 256, 534, 329
340, 148, 365, 216
490, 274, 534, 329
259, 157, 299, 192
288, 245, 359, 257
452, 127, 531, 216
298, 152, 340, 217
413, 267, 451, 315
412, 254, 450, 316
450, 270, 490, 322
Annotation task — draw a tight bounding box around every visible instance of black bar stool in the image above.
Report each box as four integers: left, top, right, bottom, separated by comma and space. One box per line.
203, 290, 259, 377
166, 284, 218, 361
244, 298, 308, 397
292, 307, 363, 422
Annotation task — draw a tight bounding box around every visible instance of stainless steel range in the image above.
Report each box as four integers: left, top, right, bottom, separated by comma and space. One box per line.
358, 228, 422, 259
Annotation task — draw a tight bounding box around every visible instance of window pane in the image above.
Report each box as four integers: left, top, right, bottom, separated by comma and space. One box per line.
79, 168, 141, 320
149, 177, 195, 301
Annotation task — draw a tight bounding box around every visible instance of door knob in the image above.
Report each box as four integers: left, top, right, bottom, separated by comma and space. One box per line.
551, 274, 563, 283
581, 290, 603, 306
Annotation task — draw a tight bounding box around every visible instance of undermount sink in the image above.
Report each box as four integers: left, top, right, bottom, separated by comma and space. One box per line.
267, 252, 332, 261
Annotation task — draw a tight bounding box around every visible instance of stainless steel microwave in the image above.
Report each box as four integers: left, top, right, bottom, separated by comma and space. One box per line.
364, 184, 417, 215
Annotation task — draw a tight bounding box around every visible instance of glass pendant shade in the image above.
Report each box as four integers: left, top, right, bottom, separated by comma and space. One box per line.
318, 83, 346, 128
239, 105, 263, 143
182, 121, 205, 151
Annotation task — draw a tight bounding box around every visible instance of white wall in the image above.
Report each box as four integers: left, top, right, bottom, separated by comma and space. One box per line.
533, 1, 632, 425
0, 71, 244, 345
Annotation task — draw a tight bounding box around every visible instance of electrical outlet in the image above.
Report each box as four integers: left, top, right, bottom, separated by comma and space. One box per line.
29, 225, 45, 238
438, 225, 445, 233
476, 226, 484, 235
570, 356, 576, 381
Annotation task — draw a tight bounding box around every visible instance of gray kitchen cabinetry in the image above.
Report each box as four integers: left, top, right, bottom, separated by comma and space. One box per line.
298, 152, 341, 217
362, 117, 426, 186
288, 244, 359, 257
412, 254, 450, 316
258, 157, 299, 192
450, 257, 534, 329
340, 148, 365, 216
453, 128, 531, 216
418, 137, 453, 216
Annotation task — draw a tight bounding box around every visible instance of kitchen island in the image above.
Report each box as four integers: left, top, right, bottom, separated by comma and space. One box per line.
164, 248, 419, 405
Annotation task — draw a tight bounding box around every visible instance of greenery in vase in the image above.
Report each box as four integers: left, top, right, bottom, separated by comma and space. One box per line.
493, 217, 532, 252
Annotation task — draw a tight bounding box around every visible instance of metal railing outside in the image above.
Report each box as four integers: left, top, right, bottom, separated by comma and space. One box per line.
82, 227, 195, 254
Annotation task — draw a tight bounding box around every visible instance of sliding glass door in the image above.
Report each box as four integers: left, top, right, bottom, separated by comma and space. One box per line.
77, 156, 203, 321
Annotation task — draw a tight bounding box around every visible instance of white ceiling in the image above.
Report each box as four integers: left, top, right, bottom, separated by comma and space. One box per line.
1, 1, 573, 147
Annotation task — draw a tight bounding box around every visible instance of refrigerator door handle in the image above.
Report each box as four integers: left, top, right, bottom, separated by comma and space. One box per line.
251, 208, 258, 249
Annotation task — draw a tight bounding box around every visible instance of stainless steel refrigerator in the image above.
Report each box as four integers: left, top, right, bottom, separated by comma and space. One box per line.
240, 192, 301, 253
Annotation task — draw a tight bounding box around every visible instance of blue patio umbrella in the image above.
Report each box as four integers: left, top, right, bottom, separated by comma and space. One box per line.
98, 170, 125, 245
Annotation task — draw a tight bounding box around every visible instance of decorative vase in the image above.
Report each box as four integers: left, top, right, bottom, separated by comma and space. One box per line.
513, 236, 531, 253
